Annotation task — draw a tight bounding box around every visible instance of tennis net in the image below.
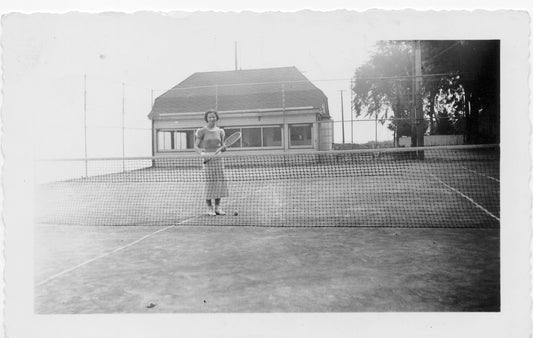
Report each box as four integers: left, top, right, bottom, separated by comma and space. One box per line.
35, 144, 500, 228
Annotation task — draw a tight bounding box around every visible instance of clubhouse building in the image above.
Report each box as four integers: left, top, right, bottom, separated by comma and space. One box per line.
148, 67, 332, 156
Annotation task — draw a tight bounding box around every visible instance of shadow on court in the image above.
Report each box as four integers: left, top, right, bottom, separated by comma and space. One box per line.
35, 224, 499, 313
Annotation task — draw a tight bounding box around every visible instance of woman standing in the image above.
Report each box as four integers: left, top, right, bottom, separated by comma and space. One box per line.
194, 110, 228, 216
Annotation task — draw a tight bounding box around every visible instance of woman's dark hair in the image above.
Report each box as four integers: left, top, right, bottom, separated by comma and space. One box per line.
204, 110, 219, 122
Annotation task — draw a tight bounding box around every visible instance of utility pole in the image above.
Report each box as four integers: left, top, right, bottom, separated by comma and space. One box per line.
411, 43, 416, 147
234, 41, 238, 71
415, 40, 423, 148
395, 89, 401, 147
215, 84, 218, 111
122, 82, 125, 172
349, 79, 354, 144
282, 84, 287, 152
339, 90, 345, 144
411, 40, 424, 158
411, 41, 424, 147
83, 74, 88, 177
375, 114, 378, 148
151, 89, 155, 164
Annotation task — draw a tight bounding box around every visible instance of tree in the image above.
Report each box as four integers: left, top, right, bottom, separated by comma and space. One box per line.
421, 40, 499, 143
352, 41, 413, 145
351, 40, 500, 144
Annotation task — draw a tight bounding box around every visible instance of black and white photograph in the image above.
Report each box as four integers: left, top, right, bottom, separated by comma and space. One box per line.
2, 6, 531, 338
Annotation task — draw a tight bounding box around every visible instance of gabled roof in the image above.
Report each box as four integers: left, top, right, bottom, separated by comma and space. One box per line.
149, 67, 329, 119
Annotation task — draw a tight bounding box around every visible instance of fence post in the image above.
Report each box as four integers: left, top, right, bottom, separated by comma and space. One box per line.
83, 74, 88, 177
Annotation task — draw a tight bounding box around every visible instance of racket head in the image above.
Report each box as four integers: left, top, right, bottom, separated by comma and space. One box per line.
224, 132, 241, 147
203, 132, 242, 164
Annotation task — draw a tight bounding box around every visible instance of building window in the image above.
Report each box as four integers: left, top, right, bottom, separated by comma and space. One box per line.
157, 130, 195, 151
222, 126, 283, 149
289, 124, 313, 147
242, 128, 262, 148
262, 126, 282, 147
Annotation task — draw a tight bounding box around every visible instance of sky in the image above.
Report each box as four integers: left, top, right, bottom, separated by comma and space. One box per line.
3, 11, 391, 159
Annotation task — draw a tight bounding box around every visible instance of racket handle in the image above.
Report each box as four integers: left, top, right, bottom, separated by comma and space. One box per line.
203, 145, 226, 164
203, 151, 219, 164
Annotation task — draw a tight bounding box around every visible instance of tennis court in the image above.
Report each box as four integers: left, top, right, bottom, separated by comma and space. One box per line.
34, 145, 500, 312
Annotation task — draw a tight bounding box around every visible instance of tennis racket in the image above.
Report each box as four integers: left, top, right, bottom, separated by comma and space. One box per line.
203, 132, 241, 164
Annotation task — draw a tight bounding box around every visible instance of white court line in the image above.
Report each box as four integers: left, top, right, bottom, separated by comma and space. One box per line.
36, 217, 196, 287
460, 165, 500, 182
38, 184, 268, 286
429, 174, 499, 222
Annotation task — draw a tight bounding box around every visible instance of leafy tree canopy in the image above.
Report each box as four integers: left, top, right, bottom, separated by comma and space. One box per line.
352, 40, 499, 143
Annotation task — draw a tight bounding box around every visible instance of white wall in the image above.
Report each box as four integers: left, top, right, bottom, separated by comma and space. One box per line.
399, 135, 465, 147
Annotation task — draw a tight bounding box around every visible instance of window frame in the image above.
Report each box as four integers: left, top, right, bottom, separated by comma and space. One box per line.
221, 125, 284, 150
288, 123, 314, 149
156, 129, 196, 152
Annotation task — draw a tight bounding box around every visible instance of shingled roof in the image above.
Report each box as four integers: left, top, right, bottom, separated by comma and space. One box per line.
149, 67, 329, 119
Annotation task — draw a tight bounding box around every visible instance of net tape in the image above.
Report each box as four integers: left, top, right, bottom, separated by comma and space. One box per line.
35, 145, 500, 228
